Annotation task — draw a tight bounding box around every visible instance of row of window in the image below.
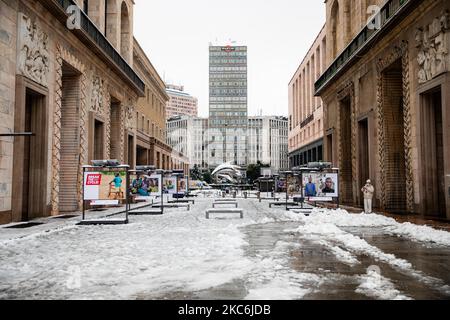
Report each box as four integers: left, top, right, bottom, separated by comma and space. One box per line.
209, 67, 247, 72
289, 119, 322, 148
136, 111, 165, 140
210, 74, 247, 79
210, 81, 247, 87
210, 89, 247, 95
210, 97, 247, 102
209, 119, 248, 126
210, 59, 247, 64
210, 111, 247, 117
210, 103, 247, 109
209, 51, 247, 56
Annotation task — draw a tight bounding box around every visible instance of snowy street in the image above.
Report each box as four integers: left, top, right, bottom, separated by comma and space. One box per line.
1, 197, 450, 300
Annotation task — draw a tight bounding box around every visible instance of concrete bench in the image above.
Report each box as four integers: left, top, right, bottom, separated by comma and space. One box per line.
290, 208, 313, 213
168, 199, 195, 204
152, 204, 190, 211
259, 197, 280, 202
269, 202, 298, 208
213, 202, 238, 208
129, 208, 163, 215
206, 208, 244, 219
214, 198, 238, 202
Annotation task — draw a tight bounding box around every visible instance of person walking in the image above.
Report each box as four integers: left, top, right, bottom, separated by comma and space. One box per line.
361, 180, 375, 214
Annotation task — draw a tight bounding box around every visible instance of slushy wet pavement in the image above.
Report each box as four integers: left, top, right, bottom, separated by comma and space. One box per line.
1, 195, 450, 300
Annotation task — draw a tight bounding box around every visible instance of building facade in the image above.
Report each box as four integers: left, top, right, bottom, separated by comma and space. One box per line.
0, 0, 147, 224
133, 40, 173, 170
167, 115, 288, 172
209, 45, 248, 167
166, 115, 209, 169
165, 84, 198, 118
248, 116, 289, 172
316, 0, 450, 219
288, 26, 327, 168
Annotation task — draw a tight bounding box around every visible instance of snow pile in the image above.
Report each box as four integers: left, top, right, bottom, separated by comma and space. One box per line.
295, 223, 412, 270
294, 218, 450, 296
295, 209, 397, 227
356, 270, 412, 300
295, 209, 450, 247
385, 222, 450, 247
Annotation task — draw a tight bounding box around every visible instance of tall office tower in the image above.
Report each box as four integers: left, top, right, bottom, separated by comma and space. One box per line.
209, 45, 248, 167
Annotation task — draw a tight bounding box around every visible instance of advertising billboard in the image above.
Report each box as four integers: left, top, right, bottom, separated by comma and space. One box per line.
303, 173, 339, 198
178, 177, 189, 194
84, 171, 126, 201
130, 174, 162, 197
163, 176, 178, 194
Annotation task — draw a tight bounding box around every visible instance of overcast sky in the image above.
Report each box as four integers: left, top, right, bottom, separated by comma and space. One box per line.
134, 0, 325, 118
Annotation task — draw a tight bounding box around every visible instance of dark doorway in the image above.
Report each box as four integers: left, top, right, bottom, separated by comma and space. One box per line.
382, 59, 406, 212
110, 97, 121, 160
94, 120, 104, 160
21, 89, 47, 221
340, 97, 353, 204
358, 118, 370, 206
326, 134, 333, 164
156, 151, 161, 169
421, 88, 445, 217
59, 64, 80, 212
136, 146, 148, 166
127, 135, 134, 167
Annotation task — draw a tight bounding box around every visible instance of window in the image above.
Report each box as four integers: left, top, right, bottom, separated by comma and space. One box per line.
83, 0, 89, 14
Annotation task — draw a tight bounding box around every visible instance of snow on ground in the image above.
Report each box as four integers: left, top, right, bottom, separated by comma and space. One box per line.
0, 196, 449, 300
244, 241, 323, 300
0, 198, 311, 299
0, 200, 253, 299
294, 208, 450, 247
356, 269, 412, 300
292, 213, 450, 295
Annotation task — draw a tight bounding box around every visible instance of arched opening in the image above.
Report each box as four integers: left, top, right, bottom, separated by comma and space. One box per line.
120, 1, 130, 60
350, 0, 357, 36
330, 0, 340, 59
105, 0, 118, 46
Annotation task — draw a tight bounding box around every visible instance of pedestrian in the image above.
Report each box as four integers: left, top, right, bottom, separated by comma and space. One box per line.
361, 179, 375, 214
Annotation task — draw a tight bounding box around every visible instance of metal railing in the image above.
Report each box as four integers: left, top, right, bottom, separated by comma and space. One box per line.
55, 0, 145, 94
314, 0, 413, 95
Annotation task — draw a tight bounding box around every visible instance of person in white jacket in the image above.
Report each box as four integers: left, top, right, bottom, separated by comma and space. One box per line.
361, 180, 375, 214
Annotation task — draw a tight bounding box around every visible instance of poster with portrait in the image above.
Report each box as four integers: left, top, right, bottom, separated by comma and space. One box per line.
177, 177, 189, 194
302, 173, 339, 198
84, 171, 126, 201
163, 176, 178, 194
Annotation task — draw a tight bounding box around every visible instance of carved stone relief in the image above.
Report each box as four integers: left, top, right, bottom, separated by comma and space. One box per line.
17, 13, 50, 87
415, 10, 450, 84
91, 76, 105, 114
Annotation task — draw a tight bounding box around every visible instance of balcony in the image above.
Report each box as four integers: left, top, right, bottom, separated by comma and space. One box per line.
314, 0, 418, 96
43, 0, 145, 96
